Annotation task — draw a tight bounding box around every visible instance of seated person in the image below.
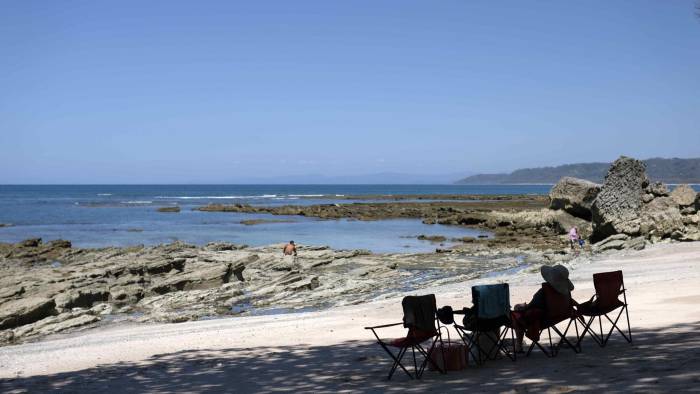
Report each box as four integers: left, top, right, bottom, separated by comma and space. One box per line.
511, 264, 574, 352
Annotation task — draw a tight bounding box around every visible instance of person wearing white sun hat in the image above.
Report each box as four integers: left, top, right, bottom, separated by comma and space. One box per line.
512, 264, 574, 352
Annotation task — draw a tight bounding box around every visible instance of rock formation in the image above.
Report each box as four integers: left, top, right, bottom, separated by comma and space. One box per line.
3, 238, 529, 346
671, 184, 697, 207
549, 177, 601, 220
587, 156, 699, 244
590, 156, 649, 242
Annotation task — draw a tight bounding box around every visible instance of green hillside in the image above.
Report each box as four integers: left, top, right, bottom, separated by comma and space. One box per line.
456, 158, 700, 184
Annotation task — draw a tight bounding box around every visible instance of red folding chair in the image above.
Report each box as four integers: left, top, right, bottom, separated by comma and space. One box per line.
576, 270, 632, 347
365, 294, 446, 380
520, 283, 581, 357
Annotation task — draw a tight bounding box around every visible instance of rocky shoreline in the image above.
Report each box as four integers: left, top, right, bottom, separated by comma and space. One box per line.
1, 156, 698, 347
0, 237, 549, 347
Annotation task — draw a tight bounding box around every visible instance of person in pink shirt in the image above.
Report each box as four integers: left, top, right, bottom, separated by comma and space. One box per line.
569, 226, 580, 250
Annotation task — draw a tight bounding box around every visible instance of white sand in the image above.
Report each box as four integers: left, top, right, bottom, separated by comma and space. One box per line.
1, 242, 700, 393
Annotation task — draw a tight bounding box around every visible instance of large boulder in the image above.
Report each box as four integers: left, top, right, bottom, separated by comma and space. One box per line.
670, 184, 697, 207
0, 297, 57, 330
549, 177, 601, 220
640, 196, 685, 239
591, 156, 649, 242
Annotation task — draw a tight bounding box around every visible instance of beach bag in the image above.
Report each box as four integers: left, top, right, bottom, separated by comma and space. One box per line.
428, 340, 468, 371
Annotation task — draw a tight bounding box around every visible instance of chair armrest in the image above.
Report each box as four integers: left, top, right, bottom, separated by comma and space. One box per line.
364, 322, 403, 330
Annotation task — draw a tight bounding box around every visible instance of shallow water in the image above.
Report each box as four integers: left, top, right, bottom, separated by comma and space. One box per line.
0, 184, 550, 253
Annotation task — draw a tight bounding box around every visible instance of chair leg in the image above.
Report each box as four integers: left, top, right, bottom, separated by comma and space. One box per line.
416, 335, 445, 377
526, 330, 552, 358
576, 316, 595, 348
574, 317, 581, 352
379, 342, 413, 380
551, 319, 578, 355
603, 307, 632, 345
465, 331, 482, 366
625, 305, 633, 344
411, 346, 418, 378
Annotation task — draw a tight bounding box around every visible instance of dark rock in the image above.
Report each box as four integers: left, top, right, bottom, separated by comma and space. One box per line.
239, 219, 295, 225
0, 297, 57, 330
55, 289, 110, 310
19, 238, 42, 248
417, 235, 447, 243
47, 239, 72, 249
672, 230, 700, 242
591, 156, 649, 242
145, 258, 186, 275
291, 276, 320, 291
549, 177, 600, 220
205, 242, 247, 251
646, 182, 669, 197
681, 206, 697, 215
109, 285, 145, 305
157, 206, 181, 213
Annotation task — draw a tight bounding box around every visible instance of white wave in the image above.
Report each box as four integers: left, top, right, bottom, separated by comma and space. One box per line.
155, 195, 278, 200
288, 194, 324, 197
97, 193, 113, 196
335, 194, 345, 197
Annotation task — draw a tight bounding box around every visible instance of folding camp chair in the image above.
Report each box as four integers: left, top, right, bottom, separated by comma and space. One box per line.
576, 270, 632, 348
453, 283, 515, 365
365, 294, 446, 380
522, 283, 581, 358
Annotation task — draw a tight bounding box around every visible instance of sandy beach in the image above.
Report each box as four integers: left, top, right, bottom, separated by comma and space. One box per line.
1, 241, 699, 393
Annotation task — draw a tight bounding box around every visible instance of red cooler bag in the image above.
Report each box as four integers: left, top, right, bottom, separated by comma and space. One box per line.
428, 340, 468, 371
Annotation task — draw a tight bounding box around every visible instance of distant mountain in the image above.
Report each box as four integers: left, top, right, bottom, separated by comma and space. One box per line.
456, 158, 700, 185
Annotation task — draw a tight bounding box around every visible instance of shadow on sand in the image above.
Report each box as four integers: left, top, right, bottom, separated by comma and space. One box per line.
2, 322, 700, 393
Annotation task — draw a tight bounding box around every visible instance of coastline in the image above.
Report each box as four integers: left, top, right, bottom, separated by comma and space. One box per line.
1, 241, 699, 392
0, 237, 557, 346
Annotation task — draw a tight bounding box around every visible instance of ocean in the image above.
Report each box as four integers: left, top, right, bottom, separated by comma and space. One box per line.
0, 184, 557, 253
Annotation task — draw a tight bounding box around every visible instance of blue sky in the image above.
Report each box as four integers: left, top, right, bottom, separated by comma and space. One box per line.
1, 1, 699, 183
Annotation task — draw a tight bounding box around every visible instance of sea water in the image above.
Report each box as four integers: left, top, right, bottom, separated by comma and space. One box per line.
0, 184, 554, 253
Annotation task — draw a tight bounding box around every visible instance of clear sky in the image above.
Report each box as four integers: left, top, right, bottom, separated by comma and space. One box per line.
1, 1, 699, 184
